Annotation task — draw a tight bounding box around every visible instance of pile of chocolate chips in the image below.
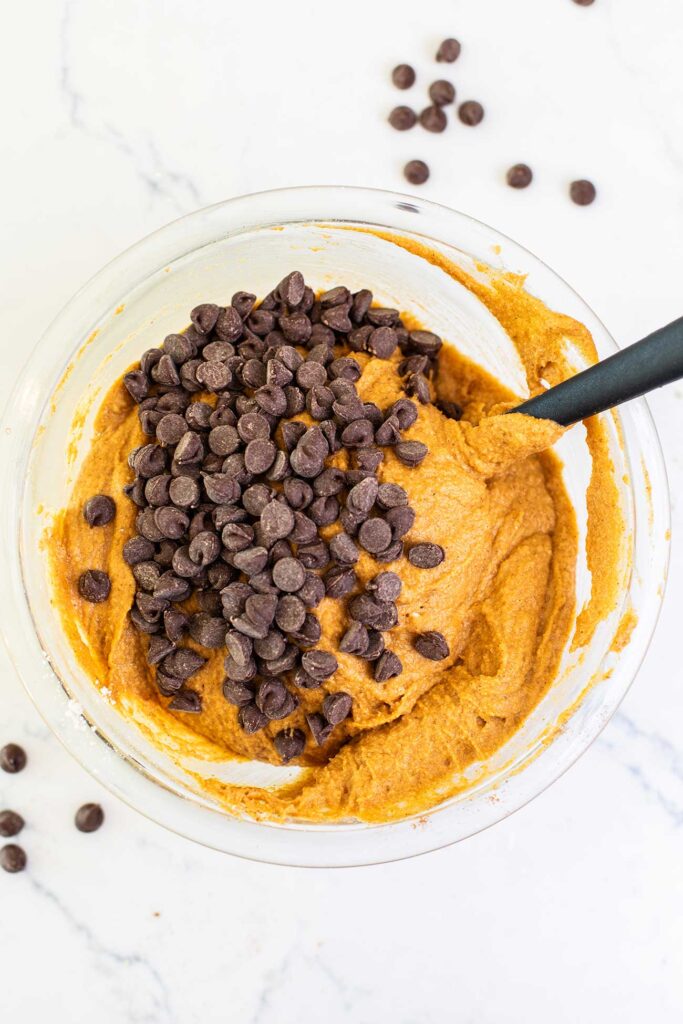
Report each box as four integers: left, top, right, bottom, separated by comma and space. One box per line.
389, 25, 597, 204
78, 272, 456, 764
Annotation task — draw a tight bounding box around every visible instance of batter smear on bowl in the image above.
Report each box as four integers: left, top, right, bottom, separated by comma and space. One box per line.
49, 267, 586, 824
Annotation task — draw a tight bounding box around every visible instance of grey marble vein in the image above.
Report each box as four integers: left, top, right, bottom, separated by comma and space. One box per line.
27, 874, 175, 1023
598, 710, 683, 826
58, 0, 203, 213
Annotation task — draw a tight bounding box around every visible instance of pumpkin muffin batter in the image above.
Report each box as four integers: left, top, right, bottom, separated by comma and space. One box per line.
48, 249, 622, 825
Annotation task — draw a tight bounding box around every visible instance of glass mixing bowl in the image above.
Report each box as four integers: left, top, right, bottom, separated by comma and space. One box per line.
0, 187, 670, 866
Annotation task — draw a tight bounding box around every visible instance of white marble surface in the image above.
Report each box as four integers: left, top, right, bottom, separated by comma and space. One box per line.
1, 1, 683, 1020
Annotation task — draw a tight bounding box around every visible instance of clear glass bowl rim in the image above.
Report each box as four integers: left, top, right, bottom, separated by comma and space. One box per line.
0, 185, 671, 867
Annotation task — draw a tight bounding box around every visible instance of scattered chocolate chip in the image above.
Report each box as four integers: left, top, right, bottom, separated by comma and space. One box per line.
436, 37, 461, 62
222, 677, 254, 707
392, 63, 416, 89
414, 630, 450, 660
420, 105, 447, 132
83, 494, 116, 527
75, 803, 105, 833
404, 160, 430, 185
429, 80, 455, 106
162, 648, 206, 680
408, 542, 445, 568
359, 629, 385, 661
0, 810, 24, 838
507, 163, 533, 189
0, 844, 26, 873
0, 744, 26, 774
189, 613, 226, 649
404, 372, 431, 404
570, 179, 597, 205
78, 569, 111, 603
374, 650, 403, 681
273, 728, 306, 763
389, 105, 417, 131
339, 621, 369, 655
256, 678, 298, 721
459, 100, 484, 126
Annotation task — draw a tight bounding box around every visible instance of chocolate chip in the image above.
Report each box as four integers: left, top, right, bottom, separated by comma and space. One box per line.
196, 361, 232, 392
429, 80, 455, 106
306, 712, 333, 747
191, 303, 220, 333
266, 450, 289, 482
386, 505, 415, 538
414, 630, 450, 660
175, 431, 204, 465
78, 569, 111, 603
408, 330, 442, 356
459, 100, 484, 126
320, 305, 352, 333
570, 179, 597, 205
297, 572, 325, 608
374, 650, 403, 682
147, 634, 175, 665
298, 540, 329, 571
202, 474, 241, 505
75, 803, 105, 833
507, 163, 533, 189
0, 811, 24, 838
296, 360, 327, 390
341, 419, 375, 447
329, 357, 362, 382
420, 105, 447, 133
376, 484, 408, 510
367, 571, 402, 602
256, 678, 298, 721
309, 495, 339, 527
375, 415, 402, 446
83, 494, 116, 527
169, 475, 200, 508
1, 844, 27, 873
277, 270, 306, 306
156, 413, 188, 446
133, 444, 167, 478
233, 546, 269, 576
358, 518, 393, 554
189, 613, 226, 649
301, 651, 339, 684
404, 160, 430, 185
214, 305, 244, 343
389, 105, 417, 130
239, 703, 269, 734
329, 532, 360, 565
241, 439, 275, 475
280, 313, 312, 345
0, 744, 26, 774
436, 37, 461, 62
290, 611, 322, 647
273, 728, 306, 764
154, 573, 190, 602
392, 63, 416, 89
164, 608, 189, 642
339, 621, 369, 655
169, 689, 203, 713
207, 425, 240, 457
408, 542, 445, 568
254, 629, 287, 661
396, 440, 428, 466
163, 333, 194, 364
245, 592, 278, 629
222, 677, 255, 707
324, 565, 357, 598
367, 326, 398, 359
359, 629, 385, 661
261, 500, 295, 542
349, 593, 390, 628
154, 505, 190, 540
290, 511, 317, 545
404, 372, 431, 404
275, 594, 306, 633
225, 653, 257, 682
162, 648, 206, 680
124, 370, 149, 403
322, 692, 352, 726
144, 474, 171, 507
